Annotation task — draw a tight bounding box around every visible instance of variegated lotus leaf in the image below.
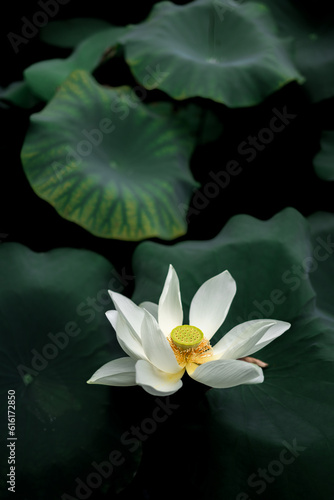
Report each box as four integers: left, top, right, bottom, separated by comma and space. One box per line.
21, 70, 200, 241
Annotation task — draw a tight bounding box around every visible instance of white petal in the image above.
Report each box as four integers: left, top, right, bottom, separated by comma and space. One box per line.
140, 309, 181, 373
105, 309, 118, 330
139, 301, 158, 320
135, 359, 184, 396
187, 358, 263, 388
87, 357, 136, 386
248, 320, 291, 355
213, 320, 290, 359
189, 270, 236, 340
109, 290, 144, 340
158, 265, 183, 336
106, 310, 147, 361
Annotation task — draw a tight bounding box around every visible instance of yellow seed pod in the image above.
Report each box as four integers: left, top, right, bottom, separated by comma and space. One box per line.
171, 325, 204, 350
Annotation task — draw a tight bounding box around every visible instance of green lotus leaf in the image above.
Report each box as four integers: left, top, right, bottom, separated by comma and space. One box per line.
255, 0, 334, 102
0, 243, 140, 499
21, 70, 199, 241
24, 26, 128, 102
120, 0, 304, 107
313, 130, 334, 181
131, 208, 334, 498
40, 17, 113, 48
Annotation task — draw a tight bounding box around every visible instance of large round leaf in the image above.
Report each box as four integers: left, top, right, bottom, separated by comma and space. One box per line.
21, 70, 199, 241
0, 243, 140, 499
313, 130, 334, 181
121, 0, 304, 107
131, 208, 334, 498
24, 27, 128, 102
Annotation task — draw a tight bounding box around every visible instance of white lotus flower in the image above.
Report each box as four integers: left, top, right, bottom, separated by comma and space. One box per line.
87, 265, 290, 396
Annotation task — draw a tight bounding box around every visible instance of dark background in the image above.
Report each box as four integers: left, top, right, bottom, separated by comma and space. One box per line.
1, 0, 333, 288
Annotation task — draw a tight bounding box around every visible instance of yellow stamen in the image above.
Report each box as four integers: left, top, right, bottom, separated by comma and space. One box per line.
168, 336, 213, 368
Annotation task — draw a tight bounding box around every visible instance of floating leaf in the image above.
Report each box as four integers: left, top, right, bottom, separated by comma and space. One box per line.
313, 130, 334, 181
40, 17, 113, 48
0, 243, 140, 499
21, 70, 199, 241
131, 208, 334, 498
25, 27, 128, 102
121, 0, 304, 107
